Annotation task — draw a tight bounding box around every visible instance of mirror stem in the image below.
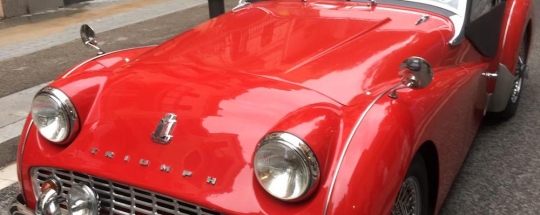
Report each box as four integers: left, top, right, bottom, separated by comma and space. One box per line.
388, 85, 407, 99
85, 41, 105, 55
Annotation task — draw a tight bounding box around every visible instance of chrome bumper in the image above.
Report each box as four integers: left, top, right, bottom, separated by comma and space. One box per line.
9, 194, 34, 215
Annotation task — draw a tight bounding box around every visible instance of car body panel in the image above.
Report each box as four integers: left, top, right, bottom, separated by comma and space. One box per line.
135, 1, 452, 106
12, 0, 535, 214
325, 60, 489, 214
496, 0, 535, 74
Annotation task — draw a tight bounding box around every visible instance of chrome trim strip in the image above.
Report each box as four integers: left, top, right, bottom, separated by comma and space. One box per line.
323, 84, 401, 215
61, 45, 156, 79
18, 119, 33, 203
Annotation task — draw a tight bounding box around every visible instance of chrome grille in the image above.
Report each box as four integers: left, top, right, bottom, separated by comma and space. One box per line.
32, 167, 223, 215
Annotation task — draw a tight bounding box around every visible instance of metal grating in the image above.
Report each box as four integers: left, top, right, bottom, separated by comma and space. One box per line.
32, 167, 222, 215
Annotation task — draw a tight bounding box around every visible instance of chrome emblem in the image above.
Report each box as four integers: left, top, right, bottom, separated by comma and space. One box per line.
139, 159, 150, 166
90, 149, 218, 185
206, 177, 217, 185
151, 113, 177, 144
105, 151, 114, 158
160, 164, 172, 173
182, 170, 193, 177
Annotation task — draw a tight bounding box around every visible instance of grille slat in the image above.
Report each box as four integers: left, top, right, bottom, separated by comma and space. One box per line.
32, 167, 223, 215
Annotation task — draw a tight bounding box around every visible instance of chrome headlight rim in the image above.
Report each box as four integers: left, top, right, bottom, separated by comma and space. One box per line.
254, 132, 320, 201
32, 87, 80, 144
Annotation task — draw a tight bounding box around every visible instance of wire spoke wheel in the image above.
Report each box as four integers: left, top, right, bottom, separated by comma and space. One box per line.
510, 53, 525, 104
391, 176, 422, 215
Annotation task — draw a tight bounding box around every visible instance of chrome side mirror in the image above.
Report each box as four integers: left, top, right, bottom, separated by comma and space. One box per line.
389, 57, 433, 99
232, 0, 251, 11
80, 24, 105, 55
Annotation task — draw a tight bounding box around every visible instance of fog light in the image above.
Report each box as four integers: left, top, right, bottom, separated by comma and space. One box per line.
36, 179, 61, 215
40, 179, 59, 193
67, 184, 100, 215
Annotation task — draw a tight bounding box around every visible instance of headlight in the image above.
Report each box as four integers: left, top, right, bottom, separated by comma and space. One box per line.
67, 183, 100, 215
31, 87, 79, 144
254, 132, 320, 201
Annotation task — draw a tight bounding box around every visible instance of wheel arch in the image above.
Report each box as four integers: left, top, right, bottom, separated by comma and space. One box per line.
525, 20, 532, 59
498, 0, 534, 74
417, 141, 439, 215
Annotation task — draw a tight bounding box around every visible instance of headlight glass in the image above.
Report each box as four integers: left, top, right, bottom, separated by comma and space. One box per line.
31, 87, 79, 144
254, 132, 319, 201
67, 183, 100, 215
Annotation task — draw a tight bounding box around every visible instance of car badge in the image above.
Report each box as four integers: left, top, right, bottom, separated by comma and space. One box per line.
151, 113, 177, 144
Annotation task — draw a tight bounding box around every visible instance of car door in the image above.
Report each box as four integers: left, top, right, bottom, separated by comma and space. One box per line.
464, 0, 507, 118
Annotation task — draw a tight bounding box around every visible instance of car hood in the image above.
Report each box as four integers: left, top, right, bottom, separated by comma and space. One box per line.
135, 0, 452, 106
56, 59, 344, 213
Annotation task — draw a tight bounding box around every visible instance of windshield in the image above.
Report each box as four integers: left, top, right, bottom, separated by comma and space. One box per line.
401, 0, 467, 15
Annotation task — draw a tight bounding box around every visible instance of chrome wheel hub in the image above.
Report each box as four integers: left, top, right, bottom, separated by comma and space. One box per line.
391, 176, 421, 215
510, 75, 523, 104
510, 51, 526, 104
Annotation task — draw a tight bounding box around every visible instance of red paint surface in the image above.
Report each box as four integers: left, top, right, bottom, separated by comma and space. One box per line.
17, 0, 534, 214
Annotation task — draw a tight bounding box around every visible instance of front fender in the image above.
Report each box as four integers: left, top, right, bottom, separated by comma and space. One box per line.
324, 94, 418, 215
324, 64, 484, 214
498, 0, 535, 73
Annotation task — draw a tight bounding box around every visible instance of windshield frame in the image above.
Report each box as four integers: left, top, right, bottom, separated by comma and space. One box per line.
356, 0, 470, 45
401, 0, 468, 16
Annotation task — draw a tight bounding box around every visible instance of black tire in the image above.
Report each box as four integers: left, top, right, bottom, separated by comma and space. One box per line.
391, 154, 429, 215
489, 38, 528, 120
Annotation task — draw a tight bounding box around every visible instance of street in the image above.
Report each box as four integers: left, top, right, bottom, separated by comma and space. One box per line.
0, 0, 539, 214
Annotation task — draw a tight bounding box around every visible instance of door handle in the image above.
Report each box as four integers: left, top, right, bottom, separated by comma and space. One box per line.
482, 73, 498, 79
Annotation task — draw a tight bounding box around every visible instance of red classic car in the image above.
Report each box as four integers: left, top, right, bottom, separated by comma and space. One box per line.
9, 0, 534, 214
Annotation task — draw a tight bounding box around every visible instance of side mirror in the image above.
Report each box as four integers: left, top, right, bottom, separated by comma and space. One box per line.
399, 57, 433, 89
389, 57, 433, 99
80, 24, 105, 55
232, 0, 250, 11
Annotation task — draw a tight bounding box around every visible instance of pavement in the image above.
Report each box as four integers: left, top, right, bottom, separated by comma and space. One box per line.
0, 0, 539, 214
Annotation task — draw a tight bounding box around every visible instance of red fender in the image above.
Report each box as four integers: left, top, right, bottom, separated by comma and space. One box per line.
325, 64, 485, 214
324, 99, 417, 215
497, 0, 535, 74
